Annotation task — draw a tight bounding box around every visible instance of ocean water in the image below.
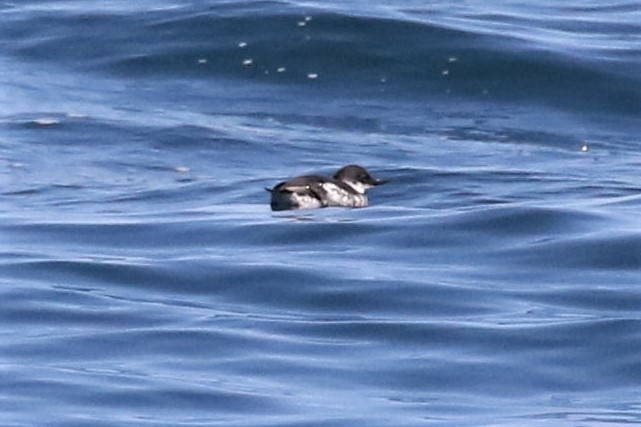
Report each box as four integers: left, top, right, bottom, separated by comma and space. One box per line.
2, 0, 641, 425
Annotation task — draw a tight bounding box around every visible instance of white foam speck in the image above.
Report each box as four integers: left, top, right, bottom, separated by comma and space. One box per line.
277, 67, 286, 73
238, 41, 247, 48
307, 73, 318, 79
242, 59, 253, 66
34, 118, 60, 126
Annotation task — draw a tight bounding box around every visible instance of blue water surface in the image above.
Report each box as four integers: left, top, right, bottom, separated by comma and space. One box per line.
2, 1, 641, 426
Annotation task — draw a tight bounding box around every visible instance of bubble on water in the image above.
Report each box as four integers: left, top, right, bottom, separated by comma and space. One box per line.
242, 59, 253, 67
238, 41, 247, 48
580, 143, 590, 152
441, 69, 449, 76
307, 73, 318, 79
197, 58, 207, 64
448, 56, 458, 63
277, 67, 286, 73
